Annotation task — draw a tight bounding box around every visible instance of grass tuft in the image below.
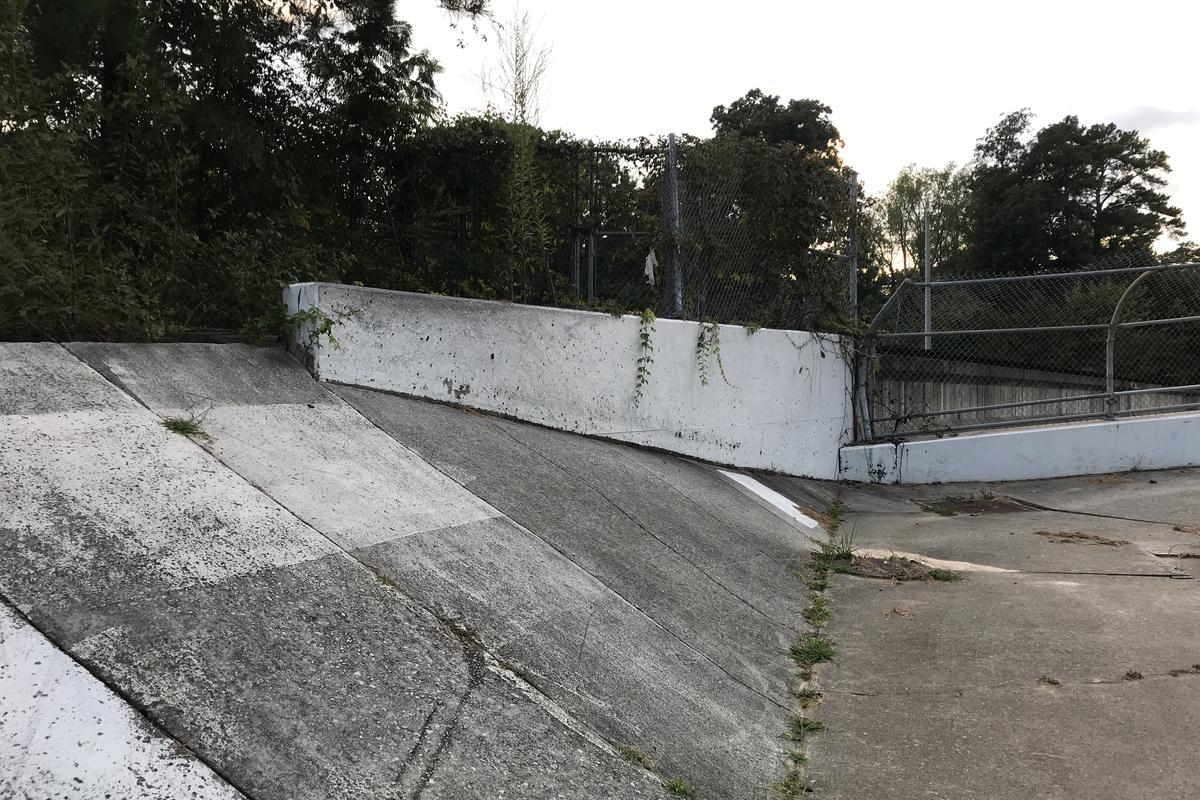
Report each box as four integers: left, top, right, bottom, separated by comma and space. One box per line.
619, 746, 653, 769
793, 687, 822, 707
926, 568, 962, 582
790, 636, 834, 668
784, 715, 826, 741
802, 594, 831, 627
772, 770, 815, 797
160, 415, 206, 437
665, 778, 695, 798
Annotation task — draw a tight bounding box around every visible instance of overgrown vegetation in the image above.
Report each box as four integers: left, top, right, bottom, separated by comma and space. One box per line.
633, 309, 655, 406
695, 320, 729, 386
3, 1, 1189, 343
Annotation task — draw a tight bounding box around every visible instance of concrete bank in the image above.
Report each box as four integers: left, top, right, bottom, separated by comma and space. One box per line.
285, 282, 853, 479
1, 342, 671, 800
67, 342, 825, 799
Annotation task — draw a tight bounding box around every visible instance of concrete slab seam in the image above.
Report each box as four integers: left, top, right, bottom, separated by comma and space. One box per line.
59, 346, 656, 782
0, 593, 251, 800
338, 392, 793, 715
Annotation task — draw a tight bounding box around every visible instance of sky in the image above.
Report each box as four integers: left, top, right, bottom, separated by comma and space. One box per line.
402, 0, 1200, 248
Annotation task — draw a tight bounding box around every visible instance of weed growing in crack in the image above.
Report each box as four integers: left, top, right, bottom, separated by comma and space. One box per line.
665, 778, 695, 798
1124, 670, 1144, 681
802, 594, 831, 628
619, 746, 653, 769
818, 528, 857, 562
926, 568, 962, 582
785, 715, 826, 741
772, 768, 815, 798
161, 414, 208, 438
790, 636, 834, 668
825, 500, 848, 527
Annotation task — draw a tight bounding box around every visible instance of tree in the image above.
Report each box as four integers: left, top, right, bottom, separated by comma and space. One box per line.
881, 164, 971, 275
676, 89, 858, 328
1, 0, 489, 340
967, 110, 1185, 273
710, 88, 841, 158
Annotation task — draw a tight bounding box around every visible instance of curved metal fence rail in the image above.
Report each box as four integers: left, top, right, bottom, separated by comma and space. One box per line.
856, 261, 1200, 441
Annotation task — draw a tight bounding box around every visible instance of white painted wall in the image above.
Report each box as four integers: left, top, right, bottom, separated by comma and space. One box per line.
286, 283, 854, 479
840, 411, 1200, 484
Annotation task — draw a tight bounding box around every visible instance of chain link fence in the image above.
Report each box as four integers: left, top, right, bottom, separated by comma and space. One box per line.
551, 137, 858, 332
857, 256, 1200, 439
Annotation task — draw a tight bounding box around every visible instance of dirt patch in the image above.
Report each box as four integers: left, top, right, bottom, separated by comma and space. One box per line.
1033, 530, 1129, 547
918, 494, 1033, 516
1086, 473, 1136, 485
833, 555, 957, 582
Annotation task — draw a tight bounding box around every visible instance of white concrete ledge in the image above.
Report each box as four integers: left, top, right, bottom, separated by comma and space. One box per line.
286, 283, 853, 479
840, 412, 1200, 484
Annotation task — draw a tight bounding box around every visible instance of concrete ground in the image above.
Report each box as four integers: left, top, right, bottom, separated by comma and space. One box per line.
767, 469, 1200, 799
4, 341, 1199, 799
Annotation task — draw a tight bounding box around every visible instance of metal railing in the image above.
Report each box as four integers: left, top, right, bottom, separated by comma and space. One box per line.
856, 261, 1200, 441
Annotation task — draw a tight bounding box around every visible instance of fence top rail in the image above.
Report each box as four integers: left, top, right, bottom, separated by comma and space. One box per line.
906, 261, 1200, 288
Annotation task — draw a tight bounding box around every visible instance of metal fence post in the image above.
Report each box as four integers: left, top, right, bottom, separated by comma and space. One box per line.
847, 170, 859, 321
923, 200, 932, 351
587, 150, 596, 304
663, 133, 683, 317
1106, 269, 1156, 419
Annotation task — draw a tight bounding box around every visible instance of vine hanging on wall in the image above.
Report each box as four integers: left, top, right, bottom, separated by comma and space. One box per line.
633, 309, 656, 407
695, 320, 730, 386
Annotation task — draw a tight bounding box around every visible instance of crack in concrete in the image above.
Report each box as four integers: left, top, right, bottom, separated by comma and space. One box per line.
821, 667, 1200, 698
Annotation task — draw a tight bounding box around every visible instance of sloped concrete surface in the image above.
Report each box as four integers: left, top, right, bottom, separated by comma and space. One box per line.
1, 603, 244, 800
65, 343, 816, 799
1, 343, 672, 800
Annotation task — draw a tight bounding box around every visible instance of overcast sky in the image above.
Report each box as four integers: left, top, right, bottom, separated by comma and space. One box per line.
404, 0, 1198, 247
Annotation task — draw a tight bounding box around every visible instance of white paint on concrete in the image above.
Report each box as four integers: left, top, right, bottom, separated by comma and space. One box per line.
853, 548, 1018, 573
286, 282, 854, 479
719, 470, 819, 528
840, 411, 1200, 484
0, 605, 242, 800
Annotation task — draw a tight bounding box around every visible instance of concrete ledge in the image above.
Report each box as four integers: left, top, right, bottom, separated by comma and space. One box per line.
840, 412, 1200, 484
286, 283, 853, 478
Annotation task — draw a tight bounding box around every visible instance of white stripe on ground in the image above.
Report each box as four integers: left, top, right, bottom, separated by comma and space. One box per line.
719, 470, 820, 529
0, 605, 243, 800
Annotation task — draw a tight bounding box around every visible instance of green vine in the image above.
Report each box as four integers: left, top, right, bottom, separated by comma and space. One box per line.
633, 309, 656, 407
286, 305, 361, 353
695, 319, 730, 386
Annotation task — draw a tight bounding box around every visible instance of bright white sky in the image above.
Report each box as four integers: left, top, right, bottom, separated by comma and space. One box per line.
403, 0, 1199, 246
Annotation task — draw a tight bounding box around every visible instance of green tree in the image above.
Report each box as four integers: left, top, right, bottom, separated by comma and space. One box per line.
881, 164, 971, 275
967, 110, 1185, 273
680, 89, 858, 328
